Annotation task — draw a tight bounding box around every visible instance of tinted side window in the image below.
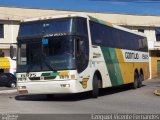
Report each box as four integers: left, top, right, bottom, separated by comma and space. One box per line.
89, 21, 113, 47
89, 20, 147, 52
74, 17, 88, 37
89, 21, 101, 45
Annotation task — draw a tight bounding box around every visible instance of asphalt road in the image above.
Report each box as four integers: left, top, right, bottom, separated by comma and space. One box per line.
0, 78, 160, 119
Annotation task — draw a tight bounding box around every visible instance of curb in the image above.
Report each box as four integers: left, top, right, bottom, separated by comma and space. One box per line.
154, 89, 160, 96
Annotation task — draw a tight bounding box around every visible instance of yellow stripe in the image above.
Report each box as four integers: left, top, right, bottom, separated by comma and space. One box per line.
115, 49, 133, 84
115, 49, 149, 84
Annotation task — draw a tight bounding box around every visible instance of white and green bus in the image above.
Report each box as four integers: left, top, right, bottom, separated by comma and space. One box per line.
15, 14, 149, 98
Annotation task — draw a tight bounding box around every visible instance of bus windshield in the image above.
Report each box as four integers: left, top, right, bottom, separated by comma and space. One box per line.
17, 17, 89, 73
17, 36, 76, 72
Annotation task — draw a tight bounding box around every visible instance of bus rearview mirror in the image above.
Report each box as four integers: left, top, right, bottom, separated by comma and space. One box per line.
10, 45, 15, 60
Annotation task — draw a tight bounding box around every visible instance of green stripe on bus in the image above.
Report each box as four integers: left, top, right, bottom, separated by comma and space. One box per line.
101, 47, 123, 86
41, 72, 58, 76
50, 72, 59, 76
41, 73, 51, 76
89, 16, 99, 23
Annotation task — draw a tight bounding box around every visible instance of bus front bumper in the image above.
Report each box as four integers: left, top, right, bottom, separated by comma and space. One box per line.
17, 80, 84, 95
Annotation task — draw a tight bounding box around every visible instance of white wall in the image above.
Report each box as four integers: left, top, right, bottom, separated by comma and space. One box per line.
144, 29, 156, 49
0, 21, 19, 74
4, 23, 19, 44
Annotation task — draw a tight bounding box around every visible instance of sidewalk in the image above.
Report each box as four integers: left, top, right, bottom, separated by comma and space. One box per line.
154, 89, 160, 96
145, 78, 160, 96
153, 78, 160, 96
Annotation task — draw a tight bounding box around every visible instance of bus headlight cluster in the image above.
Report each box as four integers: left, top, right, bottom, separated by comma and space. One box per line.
59, 74, 76, 80
18, 86, 26, 90
59, 75, 69, 79
17, 77, 27, 82
60, 84, 70, 88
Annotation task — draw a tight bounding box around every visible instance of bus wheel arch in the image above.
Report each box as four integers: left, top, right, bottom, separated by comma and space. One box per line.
91, 70, 102, 98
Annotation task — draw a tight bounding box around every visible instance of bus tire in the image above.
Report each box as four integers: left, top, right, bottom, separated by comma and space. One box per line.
92, 74, 99, 98
132, 72, 139, 89
138, 74, 143, 88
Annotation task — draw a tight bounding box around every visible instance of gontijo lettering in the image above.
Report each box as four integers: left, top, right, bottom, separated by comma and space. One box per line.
125, 52, 139, 59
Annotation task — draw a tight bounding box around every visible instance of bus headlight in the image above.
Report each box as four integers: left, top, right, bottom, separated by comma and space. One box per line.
60, 84, 70, 88
17, 77, 27, 82
71, 75, 76, 79
59, 75, 69, 80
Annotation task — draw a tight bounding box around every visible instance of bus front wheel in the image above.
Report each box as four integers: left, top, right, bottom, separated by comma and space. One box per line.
91, 74, 99, 98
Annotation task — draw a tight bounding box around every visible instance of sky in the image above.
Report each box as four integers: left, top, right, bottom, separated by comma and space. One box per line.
0, 0, 160, 15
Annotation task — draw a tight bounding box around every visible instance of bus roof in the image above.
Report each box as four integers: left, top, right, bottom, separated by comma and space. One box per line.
21, 13, 146, 37
21, 13, 89, 22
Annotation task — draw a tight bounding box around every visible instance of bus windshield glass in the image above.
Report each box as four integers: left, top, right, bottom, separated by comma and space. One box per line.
18, 17, 88, 38
17, 36, 76, 72
17, 17, 89, 73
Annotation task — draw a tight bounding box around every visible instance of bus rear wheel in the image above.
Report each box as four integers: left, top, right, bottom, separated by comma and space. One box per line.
132, 72, 139, 89
91, 74, 99, 98
138, 74, 143, 88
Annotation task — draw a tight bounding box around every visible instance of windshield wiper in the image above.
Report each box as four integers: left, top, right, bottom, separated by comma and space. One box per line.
41, 52, 57, 72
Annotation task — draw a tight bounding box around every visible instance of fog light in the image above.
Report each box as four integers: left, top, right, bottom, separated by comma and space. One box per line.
60, 84, 70, 88
65, 84, 70, 87
18, 90, 28, 94
18, 86, 28, 94
18, 86, 26, 90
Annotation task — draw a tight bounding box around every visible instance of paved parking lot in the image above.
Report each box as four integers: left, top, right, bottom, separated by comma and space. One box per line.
0, 78, 160, 115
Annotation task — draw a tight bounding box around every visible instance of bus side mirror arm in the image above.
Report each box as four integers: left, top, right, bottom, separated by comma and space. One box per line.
10, 44, 17, 60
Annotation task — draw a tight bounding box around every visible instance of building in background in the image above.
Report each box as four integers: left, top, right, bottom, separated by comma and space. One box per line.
0, 6, 160, 78
0, 17, 19, 75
